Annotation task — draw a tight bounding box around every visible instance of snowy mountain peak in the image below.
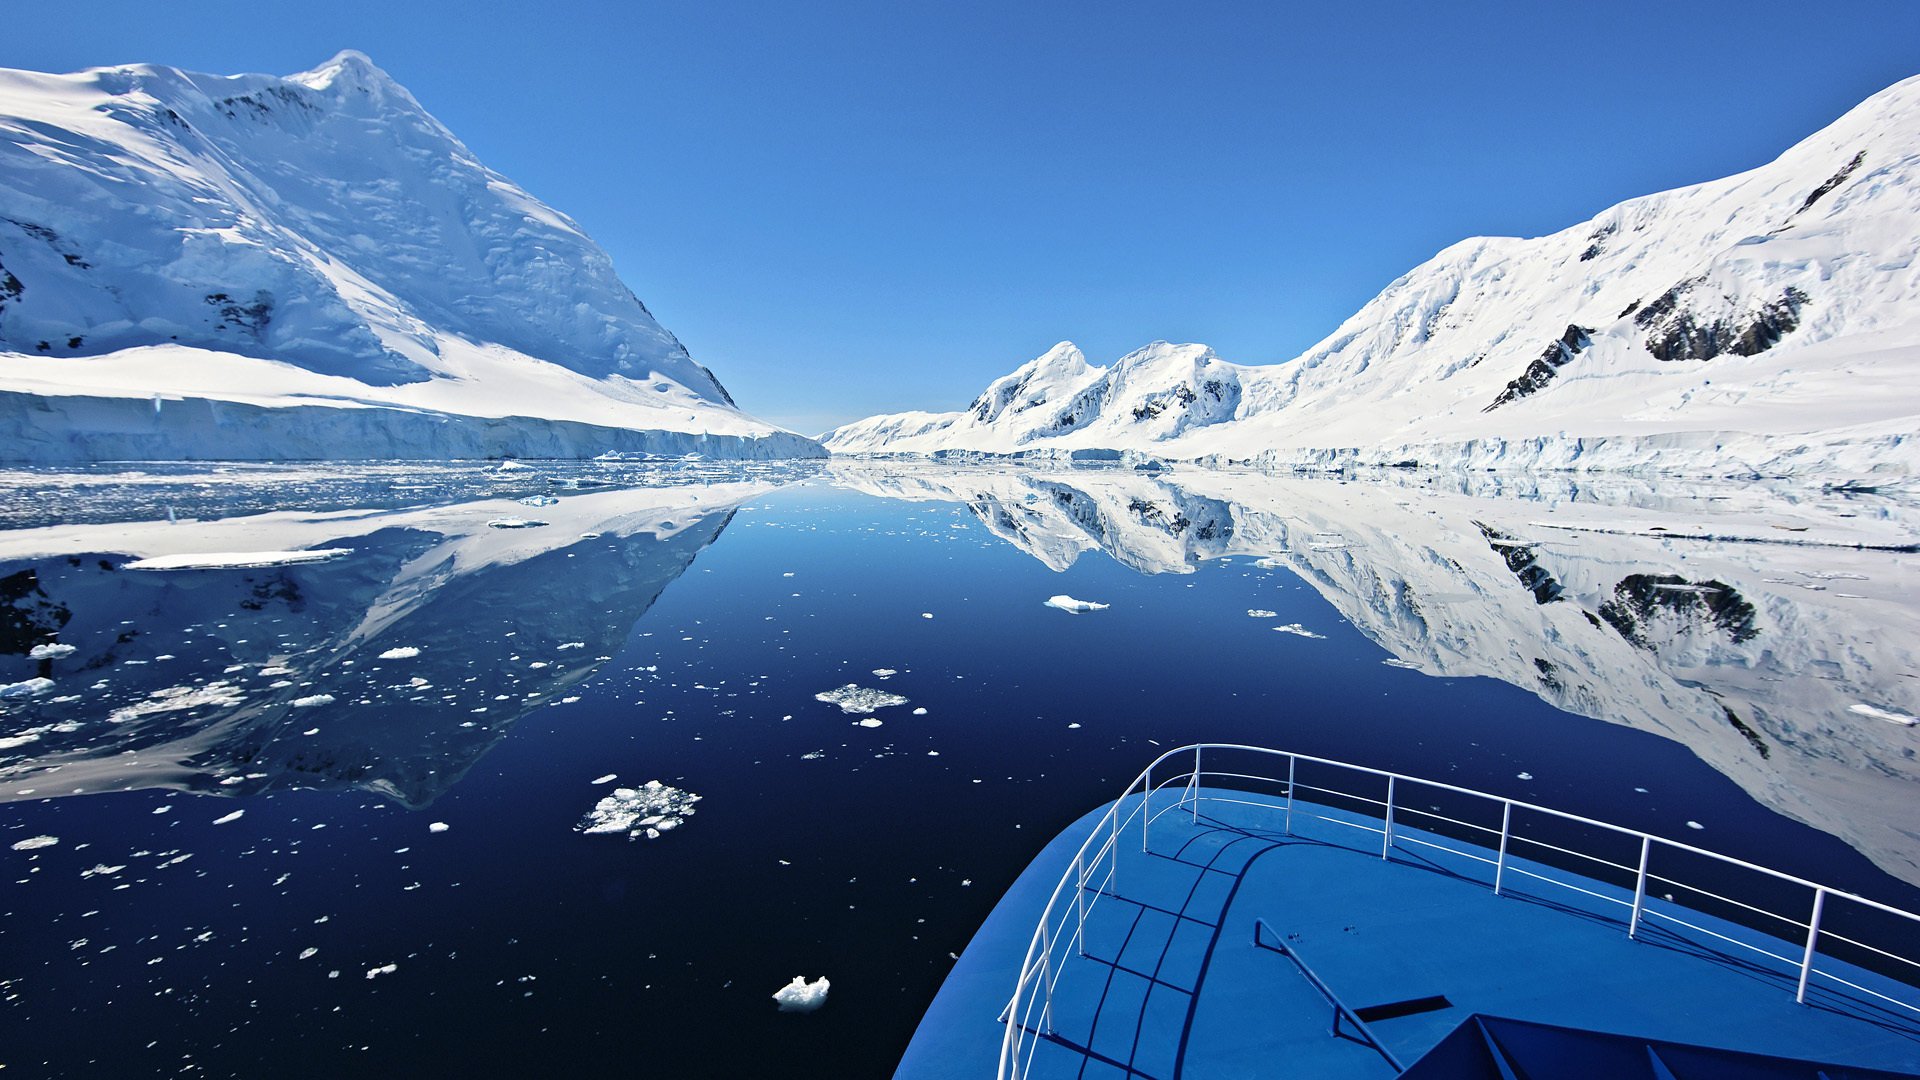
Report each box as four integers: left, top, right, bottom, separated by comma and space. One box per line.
829, 75, 1920, 479
0, 55, 818, 460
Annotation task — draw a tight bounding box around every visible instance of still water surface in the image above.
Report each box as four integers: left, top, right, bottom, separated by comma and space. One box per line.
1, 462, 1915, 1077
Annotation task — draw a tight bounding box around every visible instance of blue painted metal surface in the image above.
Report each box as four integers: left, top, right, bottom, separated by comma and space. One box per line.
896, 785, 1920, 1079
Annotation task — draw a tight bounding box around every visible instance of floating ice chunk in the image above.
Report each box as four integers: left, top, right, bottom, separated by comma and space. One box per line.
518, 495, 559, 507
912, 708, 927, 716
815, 684, 909, 714
109, 681, 244, 722
0, 732, 42, 749
291, 694, 335, 708
29, 643, 77, 660
772, 975, 830, 1013
1517, 772, 1533, 781
428, 822, 449, 834
1272, 624, 1327, 639
591, 773, 617, 785
1246, 609, 1278, 619
1848, 703, 1918, 726
871, 669, 898, 679
855, 718, 883, 728
1686, 821, 1704, 830
299, 947, 318, 960
0, 677, 54, 699
1381, 658, 1420, 669
921, 612, 933, 619
486, 518, 548, 529
577, 781, 701, 841
494, 460, 532, 472
366, 963, 398, 980
1044, 595, 1109, 614
378, 647, 421, 660
10, 835, 58, 851
81, 863, 125, 878
123, 549, 352, 571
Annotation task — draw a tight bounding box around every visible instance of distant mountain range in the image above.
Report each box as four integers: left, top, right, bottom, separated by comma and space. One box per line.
827, 76, 1920, 481
0, 51, 822, 461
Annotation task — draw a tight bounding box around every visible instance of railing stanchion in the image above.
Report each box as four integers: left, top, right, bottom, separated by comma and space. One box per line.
1797, 888, 1827, 1005
1110, 793, 1120, 889
1074, 853, 1086, 958
1039, 917, 1055, 1035
1494, 801, 1512, 896
1629, 835, 1651, 939
1190, 746, 1202, 823
1284, 755, 1296, 836
1142, 763, 1152, 853
1382, 775, 1396, 860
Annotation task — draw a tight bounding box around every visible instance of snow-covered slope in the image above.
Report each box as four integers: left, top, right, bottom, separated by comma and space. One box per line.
0, 52, 821, 461
827, 76, 1920, 480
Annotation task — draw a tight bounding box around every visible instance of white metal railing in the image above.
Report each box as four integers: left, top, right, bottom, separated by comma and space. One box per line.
996, 743, 1920, 1080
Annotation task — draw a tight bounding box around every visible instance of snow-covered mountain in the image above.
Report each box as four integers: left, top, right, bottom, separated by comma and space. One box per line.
827, 76, 1920, 479
0, 52, 821, 461
833, 463, 1920, 887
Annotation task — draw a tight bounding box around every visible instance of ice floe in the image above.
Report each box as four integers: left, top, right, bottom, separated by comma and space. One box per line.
428, 822, 449, 833
772, 974, 830, 1013
591, 773, 617, 785
1272, 624, 1327, 639
211, 810, 244, 825
377, 647, 421, 660
1044, 595, 1109, 614
577, 780, 701, 841
28, 643, 76, 660
291, 694, 335, 708
108, 681, 244, 722
855, 718, 884, 728
1, 677, 54, 699
10, 835, 58, 850
814, 684, 910, 714
366, 963, 398, 979
1246, 609, 1278, 619
518, 495, 559, 507
1381, 658, 1420, 669
1848, 703, 1918, 726
122, 549, 352, 571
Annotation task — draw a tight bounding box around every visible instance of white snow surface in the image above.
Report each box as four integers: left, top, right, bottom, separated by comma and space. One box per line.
122, 549, 352, 571
772, 975, 830, 1013
0, 52, 820, 462
826, 76, 1920, 481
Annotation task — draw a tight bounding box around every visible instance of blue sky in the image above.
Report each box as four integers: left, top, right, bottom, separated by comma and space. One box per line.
7, 1, 1919, 433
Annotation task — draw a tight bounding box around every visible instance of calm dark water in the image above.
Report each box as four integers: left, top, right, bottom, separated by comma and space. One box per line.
1, 463, 1915, 1077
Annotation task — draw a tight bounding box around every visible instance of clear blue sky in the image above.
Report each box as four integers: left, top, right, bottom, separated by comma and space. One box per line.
7, 1, 1919, 434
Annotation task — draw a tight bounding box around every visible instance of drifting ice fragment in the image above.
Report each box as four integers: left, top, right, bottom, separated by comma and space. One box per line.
366, 963, 398, 979
10, 835, 58, 851
577, 781, 701, 841
815, 684, 909, 714
123, 549, 352, 571
518, 495, 559, 507
1381, 658, 1421, 669
428, 822, 450, 834
1848, 703, 1918, 726
872, 668, 898, 679
591, 774, 617, 785
855, 718, 884, 728
773, 975, 830, 1013
0, 677, 54, 699
28, 643, 77, 660
211, 810, 244, 825
378, 647, 421, 660
1272, 624, 1327, 639
291, 694, 335, 708
1246, 609, 1278, 619
1044, 595, 1109, 614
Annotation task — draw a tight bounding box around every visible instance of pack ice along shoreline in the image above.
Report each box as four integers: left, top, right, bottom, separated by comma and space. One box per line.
826, 75, 1920, 485
0, 52, 822, 462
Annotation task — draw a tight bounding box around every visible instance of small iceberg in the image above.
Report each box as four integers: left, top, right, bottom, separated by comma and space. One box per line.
1246, 609, 1278, 619
377, 647, 421, 660
518, 494, 559, 507
577, 780, 701, 841
1044, 595, 1109, 614
773, 975, 830, 1013
9, 835, 58, 851
815, 684, 909, 715
123, 549, 352, 571
1272, 624, 1327, 639
28, 643, 76, 660
0, 677, 54, 699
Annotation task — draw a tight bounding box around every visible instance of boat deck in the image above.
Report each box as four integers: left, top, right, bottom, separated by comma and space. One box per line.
898, 786, 1920, 1079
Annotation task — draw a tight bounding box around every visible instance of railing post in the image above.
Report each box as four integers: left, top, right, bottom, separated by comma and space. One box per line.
1381, 775, 1396, 860
1797, 888, 1827, 1004
1142, 763, 1152, 853
1284, 755, 1296, 836
1190, 746, 1202, 823
1039, 917, 1055, 1035
1494, 801, 1512, 896
1110, 798, 1120, 889
1629, 835, 1651, 939
1074, 853, 1086, 958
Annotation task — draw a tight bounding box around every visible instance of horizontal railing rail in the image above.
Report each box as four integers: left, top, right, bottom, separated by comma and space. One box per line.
1253, 918, 1405, 1072
997, 743, 1920, 1080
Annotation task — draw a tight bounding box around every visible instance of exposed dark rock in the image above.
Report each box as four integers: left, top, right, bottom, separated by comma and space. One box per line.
1580, 223, 1615, 262
1637, 283, 1808, 363
1475, 522, 1563, 604
1598, 574, 1759, 651
1484, 324, 1592, 411
1799, 150, 1866, 214
1724, 705, 1770, 759
1, 568, 72, 655
205, 290, 274, 340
